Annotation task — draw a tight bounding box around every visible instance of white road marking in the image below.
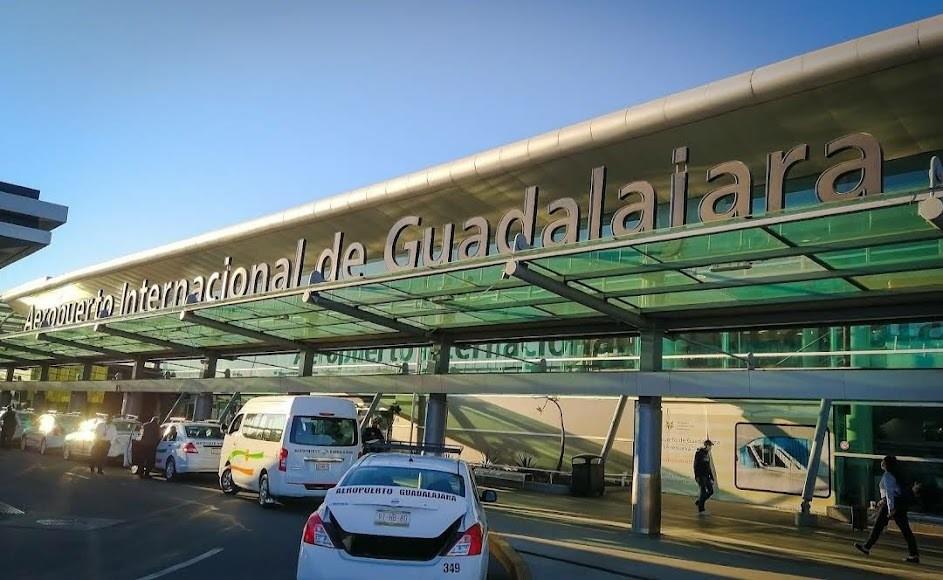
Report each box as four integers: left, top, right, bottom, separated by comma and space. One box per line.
135, 547, 223, 580
0, 501, 25, 515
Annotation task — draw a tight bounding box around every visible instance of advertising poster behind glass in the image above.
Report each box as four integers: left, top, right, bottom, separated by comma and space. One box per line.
735, 423, 831, 498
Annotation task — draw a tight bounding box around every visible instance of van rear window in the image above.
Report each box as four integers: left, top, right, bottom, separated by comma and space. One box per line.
290, 416, 358, 447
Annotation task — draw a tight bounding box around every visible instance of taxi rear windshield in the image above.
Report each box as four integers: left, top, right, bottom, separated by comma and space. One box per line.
290, 416, 357, 447
185, 425, 223, 439
342, 466, 465, 497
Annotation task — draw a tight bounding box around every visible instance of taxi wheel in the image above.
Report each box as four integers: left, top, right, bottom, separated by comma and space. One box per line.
258, 472, 274, 508
63, 444, 71, 461
220, 466, 239, 495
39, 439, 47, 455
164, 458, 177, 482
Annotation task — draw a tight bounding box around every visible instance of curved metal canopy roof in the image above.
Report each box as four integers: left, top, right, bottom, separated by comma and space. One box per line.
2, 188, 941, 367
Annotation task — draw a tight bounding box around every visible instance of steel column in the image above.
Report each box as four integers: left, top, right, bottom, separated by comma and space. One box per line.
121, 392, 144, 418
68, 391, 88, 413
632, 329, 663, 536
131, 359, 148, 380
39, 364, 50, 381
4, 366, 13, 382
81, 363, 93, 381
201, 355, 218, 379
299, 349, 315, 377
193, 393, 214, 421
422, 340, 451, 453
797, 398, 832, 526
631, 395, 663, 536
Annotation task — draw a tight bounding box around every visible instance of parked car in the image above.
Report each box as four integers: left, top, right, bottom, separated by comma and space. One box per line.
20, 413, 82, 455
11, 409, 35, 443
155, 421, 225, 481
63, 416, 140, 462
219, 395, 362, 507
296, 453, 496, 580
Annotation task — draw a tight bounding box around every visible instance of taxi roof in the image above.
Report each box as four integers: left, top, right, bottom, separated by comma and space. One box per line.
359, 452, 464, 474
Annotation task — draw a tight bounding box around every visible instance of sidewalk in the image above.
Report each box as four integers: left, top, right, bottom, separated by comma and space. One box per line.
485, 488, 943, 579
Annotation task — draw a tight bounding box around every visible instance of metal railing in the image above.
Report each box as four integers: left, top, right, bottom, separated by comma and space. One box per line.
470, 462, 632, 487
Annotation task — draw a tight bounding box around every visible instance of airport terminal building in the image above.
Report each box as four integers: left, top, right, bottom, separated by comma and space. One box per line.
2, 16, 943, 529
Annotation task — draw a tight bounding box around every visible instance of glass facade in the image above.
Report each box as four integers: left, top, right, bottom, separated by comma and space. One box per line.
834, 404, 943, 515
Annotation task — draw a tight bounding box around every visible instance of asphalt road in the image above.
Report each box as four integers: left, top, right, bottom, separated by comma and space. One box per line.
0, 449, 507, 580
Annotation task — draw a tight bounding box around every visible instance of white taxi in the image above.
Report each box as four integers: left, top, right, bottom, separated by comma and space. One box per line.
296, 453, 496, 580
63, 416, 140, 462
21, 413, 82, 455
155, 421, 225, 481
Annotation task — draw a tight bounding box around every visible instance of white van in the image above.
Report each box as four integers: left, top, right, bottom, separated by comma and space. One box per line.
218, 395, 362, 507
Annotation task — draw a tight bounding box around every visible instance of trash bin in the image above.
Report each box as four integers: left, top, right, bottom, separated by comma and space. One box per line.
571, 454, 605, 497
851, 504, 868, 531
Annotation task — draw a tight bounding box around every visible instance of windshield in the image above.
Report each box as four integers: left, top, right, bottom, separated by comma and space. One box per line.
289, 416, 357, 447
185, 425, 223, 439
342, 466, 465, 497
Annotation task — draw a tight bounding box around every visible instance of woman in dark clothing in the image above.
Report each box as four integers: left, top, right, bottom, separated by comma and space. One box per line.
854, 455, 920, 564
137, 417, 161, 478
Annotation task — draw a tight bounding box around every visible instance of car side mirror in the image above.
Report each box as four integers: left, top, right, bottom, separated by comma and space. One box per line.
479, 489, 498, 503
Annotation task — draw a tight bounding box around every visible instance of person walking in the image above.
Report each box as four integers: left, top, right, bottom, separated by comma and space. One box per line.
854, 455, 920, 563
0, 406, 17, 449
89, 416, 115, 475
693, 439, 715, 515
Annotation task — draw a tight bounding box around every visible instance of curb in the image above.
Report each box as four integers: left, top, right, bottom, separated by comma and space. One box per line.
489, 533, 532, 580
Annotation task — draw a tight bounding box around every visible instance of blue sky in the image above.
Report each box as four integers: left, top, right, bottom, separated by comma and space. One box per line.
1, 1, 941, 291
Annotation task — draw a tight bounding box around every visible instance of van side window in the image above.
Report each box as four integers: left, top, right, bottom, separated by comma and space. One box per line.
228, 414, 244, 435
242, 413, 285, 442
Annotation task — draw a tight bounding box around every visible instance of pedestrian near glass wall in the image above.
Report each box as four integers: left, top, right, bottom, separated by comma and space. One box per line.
854, 455, 920, 564
693, 439, 715, 515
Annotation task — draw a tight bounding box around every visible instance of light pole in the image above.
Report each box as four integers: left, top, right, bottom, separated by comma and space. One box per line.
537, 396, 565, 472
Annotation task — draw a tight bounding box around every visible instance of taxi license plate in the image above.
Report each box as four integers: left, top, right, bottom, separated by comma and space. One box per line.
315, 463, 330, 471
209, 448, 220, 456
375, 510, 410, 527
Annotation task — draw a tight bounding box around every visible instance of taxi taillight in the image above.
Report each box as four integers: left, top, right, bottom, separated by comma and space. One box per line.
446, 523, 483, 557
278, 447, 288, 471
183, 442, 198, 454
302, 512, 337, 548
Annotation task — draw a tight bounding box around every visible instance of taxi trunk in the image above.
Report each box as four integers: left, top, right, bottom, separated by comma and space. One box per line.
186, 438, 224, 470
325, 486, 467, 561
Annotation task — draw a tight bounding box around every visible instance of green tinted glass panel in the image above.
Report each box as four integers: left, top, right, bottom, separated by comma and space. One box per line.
371, 299, 450, 317
816, 240, 943, 270
326, 284, 413, 305
852, 268, 943, 291
582, 270, 694, 294
632, 278, 859, 309
383, 265, 512, 297
637, 228, 785, 264
533, 302, 598, 316
771, 203, 933, 246
531, 247, 651, 277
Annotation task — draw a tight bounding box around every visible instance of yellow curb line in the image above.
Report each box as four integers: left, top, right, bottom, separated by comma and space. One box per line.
489, 533, 532, 580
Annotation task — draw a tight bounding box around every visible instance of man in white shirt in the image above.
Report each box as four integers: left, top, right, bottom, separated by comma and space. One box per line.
89, 416, 116, 475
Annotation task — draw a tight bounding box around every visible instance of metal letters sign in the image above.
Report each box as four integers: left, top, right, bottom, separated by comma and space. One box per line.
24, 131, 886, 331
